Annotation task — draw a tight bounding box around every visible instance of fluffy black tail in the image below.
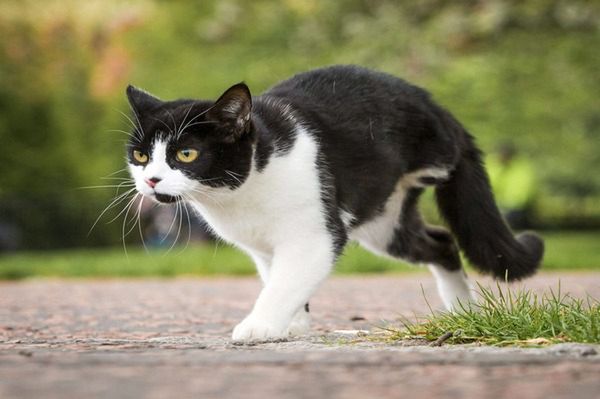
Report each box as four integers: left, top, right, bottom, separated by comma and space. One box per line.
435, 133, 544, 281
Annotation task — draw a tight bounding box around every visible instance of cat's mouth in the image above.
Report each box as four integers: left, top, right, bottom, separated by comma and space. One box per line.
154, 193, 180, 203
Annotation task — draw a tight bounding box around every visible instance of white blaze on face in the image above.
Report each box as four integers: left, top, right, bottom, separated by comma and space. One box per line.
128, 139, 198, 201
144, 140, 169, 178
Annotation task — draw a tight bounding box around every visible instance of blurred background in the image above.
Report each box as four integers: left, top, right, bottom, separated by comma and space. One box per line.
0, 0, 599, 278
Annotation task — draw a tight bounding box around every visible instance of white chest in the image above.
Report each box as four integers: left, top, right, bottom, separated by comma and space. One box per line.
188, 131, 323, 254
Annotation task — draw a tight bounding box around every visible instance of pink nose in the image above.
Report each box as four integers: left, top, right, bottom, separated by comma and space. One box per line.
145, 177, 161, 188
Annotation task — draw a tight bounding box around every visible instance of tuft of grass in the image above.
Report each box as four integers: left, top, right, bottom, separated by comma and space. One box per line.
390, 282, 600, 346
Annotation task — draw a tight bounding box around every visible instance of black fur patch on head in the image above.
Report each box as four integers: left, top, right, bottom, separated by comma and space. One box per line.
125, 84, 256, 190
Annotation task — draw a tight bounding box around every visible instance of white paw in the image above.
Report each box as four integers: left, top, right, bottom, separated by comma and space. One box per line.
232, 313, 288, 341
288, 309, 311, 336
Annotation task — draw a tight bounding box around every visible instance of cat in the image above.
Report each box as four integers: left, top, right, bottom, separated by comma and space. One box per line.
125, 65, 544, 341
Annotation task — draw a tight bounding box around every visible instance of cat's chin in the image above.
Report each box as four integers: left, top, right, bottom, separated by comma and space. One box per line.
154, 193, 180, 204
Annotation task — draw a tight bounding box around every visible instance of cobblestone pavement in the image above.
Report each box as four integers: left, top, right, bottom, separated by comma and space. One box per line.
1, 273, 599, 399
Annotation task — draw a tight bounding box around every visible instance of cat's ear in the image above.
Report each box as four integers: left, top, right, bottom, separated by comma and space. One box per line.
207, 83, 252, 141
126, 85, 163, 114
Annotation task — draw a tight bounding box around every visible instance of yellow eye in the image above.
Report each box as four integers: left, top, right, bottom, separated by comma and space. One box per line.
132, 150, 148, 164
176, 148, 199, 163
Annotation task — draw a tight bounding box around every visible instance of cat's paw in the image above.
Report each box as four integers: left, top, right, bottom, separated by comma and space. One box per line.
288, 309, 311, 336
231, 313, 288, 341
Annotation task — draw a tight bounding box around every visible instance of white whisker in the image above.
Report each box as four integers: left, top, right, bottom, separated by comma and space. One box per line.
176, 104, 195, 140
152, 117, 173, 135
117, 109, 143, 143
109, 192, 140, 224
103, 168, 129, 178
121, 193, 140, 258
179, 186, 225, 210
107, 128, 138, 140
166, 110, 178, 136
137, 196, 149, 252
100, 177, 134, 183
225, 170, 243, 185
164, 198, 183, 255
178, 109, 215, 136
161, 203, 179, 244
78, 182, 136, 190
182, 120, 217, 129
180, 198, 193, 253
123, 195, 142, 239
88, 188, 137, 236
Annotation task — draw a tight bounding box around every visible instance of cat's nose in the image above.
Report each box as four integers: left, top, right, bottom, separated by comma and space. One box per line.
145, 177, 161, 189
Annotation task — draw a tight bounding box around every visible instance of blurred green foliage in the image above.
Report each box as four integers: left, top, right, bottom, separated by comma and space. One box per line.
0, 0, 599, 249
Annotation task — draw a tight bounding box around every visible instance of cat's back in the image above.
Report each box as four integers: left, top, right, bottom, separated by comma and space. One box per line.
258, 65, 456, 171
259, 65, 444, 147
263, 65, 427, 109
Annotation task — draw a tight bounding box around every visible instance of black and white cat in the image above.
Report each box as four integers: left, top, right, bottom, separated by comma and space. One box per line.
125, 65, 544, 341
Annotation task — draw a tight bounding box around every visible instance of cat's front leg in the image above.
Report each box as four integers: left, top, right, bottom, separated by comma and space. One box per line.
232, 239, 334, 341
288, 304, 311, 336
244, 251, 311, 337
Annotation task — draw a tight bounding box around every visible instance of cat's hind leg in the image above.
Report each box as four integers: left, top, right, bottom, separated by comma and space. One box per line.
387, 201, 475, 310
427, 263, 473, 311
354, 189, 474, 310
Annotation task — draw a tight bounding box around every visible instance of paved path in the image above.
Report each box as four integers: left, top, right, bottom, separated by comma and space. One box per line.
1, 273, 599, 398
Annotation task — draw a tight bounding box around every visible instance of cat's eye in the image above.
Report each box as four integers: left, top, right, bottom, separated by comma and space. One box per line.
176, 148, 199, 163
132, 150, 148, 164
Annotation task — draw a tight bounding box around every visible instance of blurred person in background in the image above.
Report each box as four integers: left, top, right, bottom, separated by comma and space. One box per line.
487, 142, 537, 230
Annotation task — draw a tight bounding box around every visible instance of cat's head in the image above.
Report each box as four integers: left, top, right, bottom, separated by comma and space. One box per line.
125, 83, 255, 204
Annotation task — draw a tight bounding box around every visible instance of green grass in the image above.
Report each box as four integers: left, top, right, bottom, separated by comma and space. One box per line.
388, 282, 600, 346
0, 230, 598, 279
0, 243, 415, 280
0, 244, 255, 280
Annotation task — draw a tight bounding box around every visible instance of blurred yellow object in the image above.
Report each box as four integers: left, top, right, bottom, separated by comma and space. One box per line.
486, 154, 536, 211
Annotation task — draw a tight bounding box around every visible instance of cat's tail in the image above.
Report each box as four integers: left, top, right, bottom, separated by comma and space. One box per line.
434, 130, 544, 281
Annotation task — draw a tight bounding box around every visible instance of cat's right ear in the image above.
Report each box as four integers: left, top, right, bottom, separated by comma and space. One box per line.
126, 85, 163, 115
207, 83, 252, 142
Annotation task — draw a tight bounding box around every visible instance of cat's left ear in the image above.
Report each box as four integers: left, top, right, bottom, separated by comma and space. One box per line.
207, 83, 252, 141
126, 85, 163, 115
